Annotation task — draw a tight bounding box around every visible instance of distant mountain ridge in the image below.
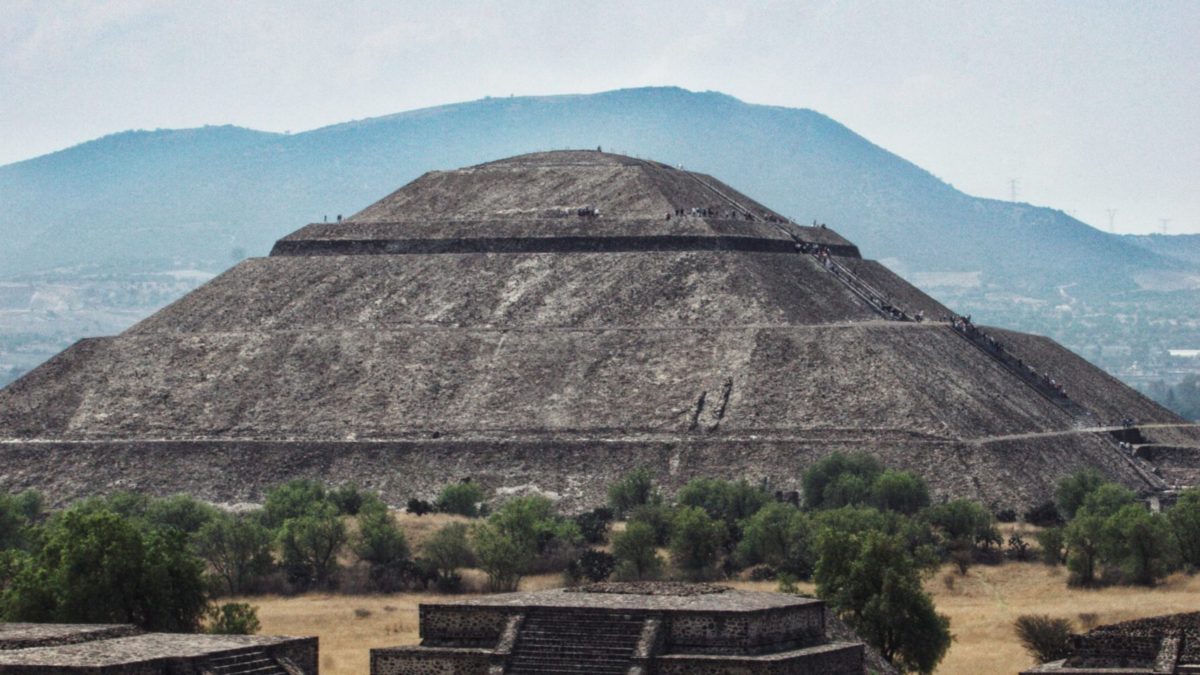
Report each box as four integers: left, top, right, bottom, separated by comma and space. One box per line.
0, 86, 1194, 298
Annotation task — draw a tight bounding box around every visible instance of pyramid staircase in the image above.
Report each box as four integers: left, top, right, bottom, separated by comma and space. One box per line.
205, 649, 289, 675
504, 608, 644, 674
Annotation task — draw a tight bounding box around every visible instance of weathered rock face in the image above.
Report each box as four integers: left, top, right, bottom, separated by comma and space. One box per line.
0, 150, 1196, 509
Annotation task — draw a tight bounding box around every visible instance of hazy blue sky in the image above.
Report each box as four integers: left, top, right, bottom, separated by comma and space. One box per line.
2, 1, 1197, 234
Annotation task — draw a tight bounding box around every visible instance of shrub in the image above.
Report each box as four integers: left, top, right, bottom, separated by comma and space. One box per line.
328, 485, 369, 516
607, 468, 660, 518
205, 602, 261, 635
996, 508, 1018, 523
1014, 614, 1073, 664
194, 512, 275, 595
1036, 527, 1066, 566
802, 452, 882, 510
1024, 501, 1062, 527
436, 482, 485, 518
572, 549, 616, 583
669, 506, 727, 580
406, 498, 435, 516
1007, 532, 1031, 561
264, 479, 328, 528
611, 521, 662, 581
573, 508, 613, 545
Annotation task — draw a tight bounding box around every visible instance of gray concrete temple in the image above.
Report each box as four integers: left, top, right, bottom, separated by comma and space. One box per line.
371, 582, 863, 675
0, 623, 317, 674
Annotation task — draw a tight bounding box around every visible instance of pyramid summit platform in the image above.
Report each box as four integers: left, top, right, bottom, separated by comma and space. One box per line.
1, 150, 1196, 509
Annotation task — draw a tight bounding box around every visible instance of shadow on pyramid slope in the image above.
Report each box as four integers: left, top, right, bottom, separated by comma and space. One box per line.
0, 150, 1196, 509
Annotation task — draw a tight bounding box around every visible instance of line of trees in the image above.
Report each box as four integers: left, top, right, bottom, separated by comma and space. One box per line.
1036, 469, 1200, 587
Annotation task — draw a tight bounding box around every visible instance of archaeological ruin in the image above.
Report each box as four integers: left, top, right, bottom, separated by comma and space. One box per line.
371, 582, 864, 675
0, 622, 317, 674
1021, 612, 1200, 674
0, 149, 1196, 510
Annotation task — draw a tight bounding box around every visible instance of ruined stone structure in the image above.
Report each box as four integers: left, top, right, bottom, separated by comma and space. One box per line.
371, 583, 863, 674
1021, 612, 1200, 674
0, 150, 1197, 509
0, 623, 317, 674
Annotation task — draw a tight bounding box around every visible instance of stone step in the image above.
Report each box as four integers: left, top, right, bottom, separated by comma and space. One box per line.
514, 638, 634, 651
507, 660, 629, 674
518, 629, 641, 640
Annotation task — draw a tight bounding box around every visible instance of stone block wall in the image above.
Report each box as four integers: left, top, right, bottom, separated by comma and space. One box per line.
665, 605, 825, 655
369, 647, 492, 675
419, 606, 510, 647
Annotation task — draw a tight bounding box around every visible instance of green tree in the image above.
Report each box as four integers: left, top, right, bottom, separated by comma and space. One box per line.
277, 503, 346, 590
2, 508, 207, 631
436, 482, 485, 518
1168, 488, 1200, 568
611, 521, 662, 581
1080, 483, 1135, 519
0, 494, 30, 550
353, 503, 412, 591
802, 452, 883, 510
627, 502, 673, 546
422, 522, 472, 590
472, 522, 526, 592
676, 478, 770, 539
668, 506, 726, 580
607, 467, 660, 518
1036, 527, 1066, 566
264, 479, 328, 528
1102, 504, 1177, 586
194, 512, 275, 595
735, 502, 813, 577
145, 494, 219, 535
814, 527, 951, 673
1064, 512, 1105, 585
470, 496, 581, 590
870, 470, 931, 515
1055, 469, 1105, 520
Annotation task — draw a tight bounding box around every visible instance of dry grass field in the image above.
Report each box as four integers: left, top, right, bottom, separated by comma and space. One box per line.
245, 563, 1200, 675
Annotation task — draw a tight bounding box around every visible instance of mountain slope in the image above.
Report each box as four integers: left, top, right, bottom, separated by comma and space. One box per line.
1, 87, 1190, 300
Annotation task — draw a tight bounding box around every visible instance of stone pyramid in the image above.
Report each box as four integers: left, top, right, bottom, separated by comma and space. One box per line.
1, 150, 1196, 508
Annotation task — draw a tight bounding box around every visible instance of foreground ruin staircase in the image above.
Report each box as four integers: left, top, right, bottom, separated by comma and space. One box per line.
206, 648, 291, 675
2, 149, 1198, 510
504, 609, 642, 674
371, 584, 866, 675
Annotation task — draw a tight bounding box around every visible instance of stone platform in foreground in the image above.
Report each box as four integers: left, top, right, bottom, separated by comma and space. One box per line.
1021, 612, 1200, 674
0, 623, 317, 674
371, 582, 863, 674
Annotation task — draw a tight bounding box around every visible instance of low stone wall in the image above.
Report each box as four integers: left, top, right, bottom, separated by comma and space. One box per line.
654, 642, 863, 675
665, 605, 825, 655
369, 647, 492, 675
419, 606, 510, 647
265, 638, 319, 674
